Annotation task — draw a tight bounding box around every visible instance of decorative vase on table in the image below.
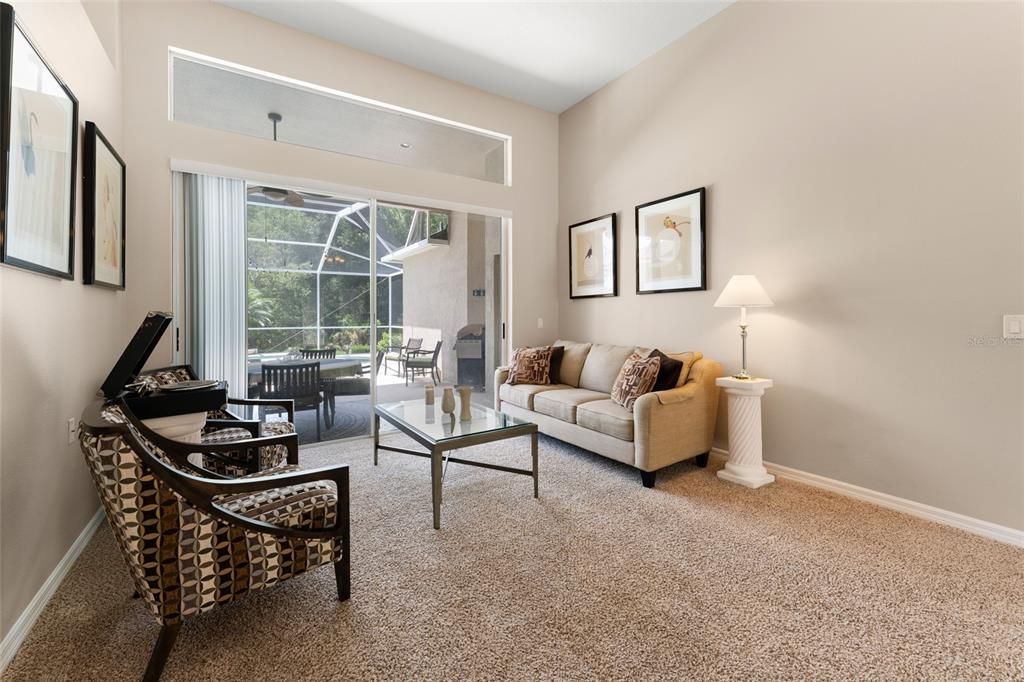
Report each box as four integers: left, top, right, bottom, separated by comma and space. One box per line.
440, 387, 456, 417
457, 386, 473, 421
424, 383, 435, 405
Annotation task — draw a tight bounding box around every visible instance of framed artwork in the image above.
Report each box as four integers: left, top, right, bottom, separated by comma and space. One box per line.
0, 4, 79, 280
635, 187, 706, 294
568, 213, 617, 299
83, 122, 126, 289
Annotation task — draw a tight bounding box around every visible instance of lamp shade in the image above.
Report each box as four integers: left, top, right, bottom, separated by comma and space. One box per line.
714, 275, 773, 308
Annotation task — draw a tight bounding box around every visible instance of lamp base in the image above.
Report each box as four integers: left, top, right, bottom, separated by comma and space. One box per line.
732, 370, 752, 380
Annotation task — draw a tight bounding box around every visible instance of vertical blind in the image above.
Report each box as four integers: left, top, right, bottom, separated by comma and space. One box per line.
182, 173, 247, 398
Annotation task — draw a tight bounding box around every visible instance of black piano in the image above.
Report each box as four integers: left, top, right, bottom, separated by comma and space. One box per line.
100, 311, 227, 420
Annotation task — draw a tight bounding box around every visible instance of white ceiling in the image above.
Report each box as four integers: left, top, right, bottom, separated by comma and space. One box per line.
215, 1, 732, 113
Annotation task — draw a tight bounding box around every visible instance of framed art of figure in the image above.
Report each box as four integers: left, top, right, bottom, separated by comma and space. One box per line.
0, 3, 79, 279
569, 213, 617, 299
83, 122, 125, 289
635, 187, 706, 294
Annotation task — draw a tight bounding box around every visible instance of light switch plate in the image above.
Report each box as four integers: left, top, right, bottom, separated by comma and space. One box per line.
1003, 314, 1024, 340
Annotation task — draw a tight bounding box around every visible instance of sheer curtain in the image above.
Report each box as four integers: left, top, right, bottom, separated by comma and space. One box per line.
182, 173, 247, 399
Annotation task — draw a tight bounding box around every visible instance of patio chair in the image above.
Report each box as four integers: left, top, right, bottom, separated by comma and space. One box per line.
300, 347, 337, 360
261, 361, 324, 441
79, 400, 349, 681
405, 340, 443, 386
385, 337, 422, 377
139, 365, 298, 476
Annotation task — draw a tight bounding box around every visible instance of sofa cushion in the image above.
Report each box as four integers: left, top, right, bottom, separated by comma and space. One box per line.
611, 351, 661, 410
553, 340, 591, 387
506, 345, 554, 385
667, 351, 703, 385
579, 344, 635, 393
499, 382, 572, 411
533, 388, 608, 423
577, 399, 635, 441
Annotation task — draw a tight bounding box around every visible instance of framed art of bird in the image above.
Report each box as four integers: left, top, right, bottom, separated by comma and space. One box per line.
568, 213, 617, 299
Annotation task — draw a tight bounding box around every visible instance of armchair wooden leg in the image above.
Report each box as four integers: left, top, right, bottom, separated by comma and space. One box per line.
334, 558, 350, 602
694, 452, 710, 468
315, 406, 321, 442
143, 623, 180, 682
640, 470, 656, 488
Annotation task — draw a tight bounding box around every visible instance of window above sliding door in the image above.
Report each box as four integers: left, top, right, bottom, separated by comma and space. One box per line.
169, 49, 510, 185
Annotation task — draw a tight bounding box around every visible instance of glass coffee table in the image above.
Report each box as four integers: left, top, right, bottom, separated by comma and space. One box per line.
373, 399, 539, 529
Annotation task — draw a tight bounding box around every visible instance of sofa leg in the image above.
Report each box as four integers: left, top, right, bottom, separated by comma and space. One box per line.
694, 452, 709, 468
143, 623, 180, 682
640, 470, 656, 488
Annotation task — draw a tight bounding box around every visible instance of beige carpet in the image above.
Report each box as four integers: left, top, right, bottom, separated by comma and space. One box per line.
4, 435, 1022, 680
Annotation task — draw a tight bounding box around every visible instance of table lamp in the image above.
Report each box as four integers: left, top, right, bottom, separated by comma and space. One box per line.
714, 275, 773, 379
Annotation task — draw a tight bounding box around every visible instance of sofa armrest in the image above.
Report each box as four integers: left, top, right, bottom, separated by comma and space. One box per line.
650, 381, 700, 406
632, 359, 723, 471
494, 366, 510, 410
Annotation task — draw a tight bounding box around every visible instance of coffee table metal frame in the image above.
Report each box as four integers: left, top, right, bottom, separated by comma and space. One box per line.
373, 404, 538, 529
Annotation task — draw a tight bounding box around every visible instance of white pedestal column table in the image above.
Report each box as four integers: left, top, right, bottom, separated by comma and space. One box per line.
716, 377, 774, 489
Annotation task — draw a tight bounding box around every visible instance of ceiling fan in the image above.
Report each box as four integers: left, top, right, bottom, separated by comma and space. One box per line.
248, 185, 306, 207
248, 112, 337, 208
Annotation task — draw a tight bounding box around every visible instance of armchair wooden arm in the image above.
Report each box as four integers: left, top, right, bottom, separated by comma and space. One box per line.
205, 418, 259, 437
227, 396, 295, 422
121, 405, 300, 472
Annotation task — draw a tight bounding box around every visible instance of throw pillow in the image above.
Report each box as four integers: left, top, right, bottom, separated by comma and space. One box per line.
611, 351, 661, 410
548, 346, 565, 384
506, 346, 554, 385
649, 349, 683, 391
666, 351, 702, 386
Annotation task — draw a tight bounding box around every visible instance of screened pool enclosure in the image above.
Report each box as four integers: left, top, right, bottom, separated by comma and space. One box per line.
245, 186, 449, 356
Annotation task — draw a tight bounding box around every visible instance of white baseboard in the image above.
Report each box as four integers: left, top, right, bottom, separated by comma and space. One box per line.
0, 508, 104, 673
710, 448, 1024, 548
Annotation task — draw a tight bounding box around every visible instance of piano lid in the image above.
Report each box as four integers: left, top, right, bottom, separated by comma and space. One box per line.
99, 311, 173, 399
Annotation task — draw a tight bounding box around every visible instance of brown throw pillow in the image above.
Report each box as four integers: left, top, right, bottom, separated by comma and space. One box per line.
506, 346, 554, 385
611, 351, 661, 410
548, 346, 564, 384
649, 349, 683, 391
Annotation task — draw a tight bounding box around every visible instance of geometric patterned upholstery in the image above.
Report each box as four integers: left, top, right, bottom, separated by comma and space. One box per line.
216, 465, 337, 530
200, 421, 296, 476
80, 405, 341, 627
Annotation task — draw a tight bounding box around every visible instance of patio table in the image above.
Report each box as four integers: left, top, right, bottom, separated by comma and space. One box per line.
247, 357, 363, 380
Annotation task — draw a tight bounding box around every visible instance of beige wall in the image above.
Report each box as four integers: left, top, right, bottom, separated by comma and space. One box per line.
558, 1, 1024, 529
0, 1, 126, 639
120, 0, 559, 369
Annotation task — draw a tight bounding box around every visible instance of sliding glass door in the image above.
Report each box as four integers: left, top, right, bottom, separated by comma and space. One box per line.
176, 171, 505, 447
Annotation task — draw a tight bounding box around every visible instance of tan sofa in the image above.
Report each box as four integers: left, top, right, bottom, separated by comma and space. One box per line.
495, 340, 723, 488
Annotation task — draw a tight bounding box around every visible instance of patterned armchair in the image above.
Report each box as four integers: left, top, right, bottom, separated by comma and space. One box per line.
79, 400, 350, 681
138, 364, 297, 476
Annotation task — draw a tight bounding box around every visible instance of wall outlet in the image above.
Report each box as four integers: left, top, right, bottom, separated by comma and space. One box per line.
66, 417, 78, 445
537, 317, 544, 329
1004, 314, 1024, 340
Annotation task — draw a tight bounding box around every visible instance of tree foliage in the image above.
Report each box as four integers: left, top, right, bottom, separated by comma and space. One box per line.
246, 203, 404, 353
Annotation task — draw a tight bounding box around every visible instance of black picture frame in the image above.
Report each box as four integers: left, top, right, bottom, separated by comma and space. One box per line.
83, 121, 126, 289
568, 213, 618, 299
635, 187, 706, 294
0, 3, 79, 280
